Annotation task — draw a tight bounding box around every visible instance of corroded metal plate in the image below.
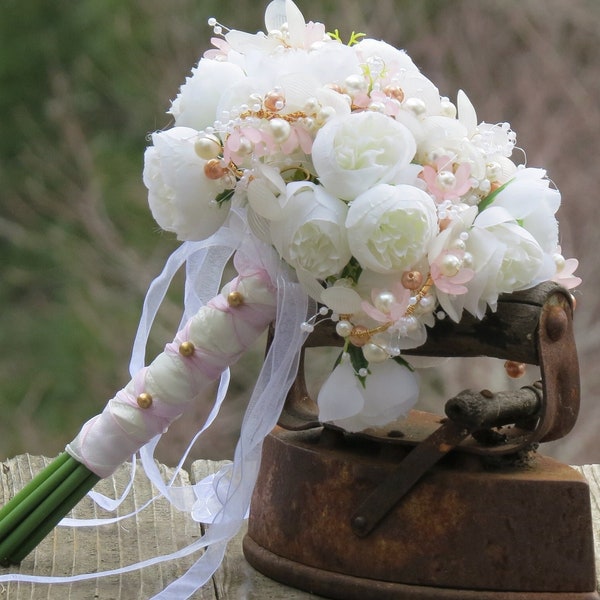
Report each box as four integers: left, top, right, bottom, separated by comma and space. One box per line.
245, 427, 598, 599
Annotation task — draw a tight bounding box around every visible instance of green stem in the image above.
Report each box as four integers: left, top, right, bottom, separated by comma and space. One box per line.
0, 452, 70, 523
9, 470, 100, 564
0, 454, 78, 541
0, 460, 97, 564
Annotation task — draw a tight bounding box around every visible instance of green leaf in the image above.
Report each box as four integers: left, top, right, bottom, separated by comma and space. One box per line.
215, 188, 235, 205
392, 355, 415, 372
340, 257, 363, 284
327, 29, 342, 42
477, 178, 514, 213
347, 344, 370, 388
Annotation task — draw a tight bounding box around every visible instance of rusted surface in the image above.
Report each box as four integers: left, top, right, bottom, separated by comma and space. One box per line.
262, 283, 590, 598
350, 419, 470, 537
244, 537, 599, 600
247, 428, 597, 597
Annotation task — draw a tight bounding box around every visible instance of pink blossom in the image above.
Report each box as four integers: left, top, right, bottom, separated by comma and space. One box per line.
430, 250, 474, 294
303, 22, 327, 48
422, 156, 472, 202
203, 37, 231, 60
223, 126, 274, 164
280, 123, 314, 155
552, 257, 582, 290
361, 283, 411, 323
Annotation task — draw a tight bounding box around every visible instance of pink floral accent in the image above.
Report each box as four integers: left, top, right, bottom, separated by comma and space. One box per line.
303, 22, 327, 48
224, 127, 273, 164
204, 37, 231, 60
552, 257, 582, 290
422, 156, 472, 202
430, 250, 474, 294
280, 123, 314, 155
361, 283, 411, 323
350, 90, 402, 118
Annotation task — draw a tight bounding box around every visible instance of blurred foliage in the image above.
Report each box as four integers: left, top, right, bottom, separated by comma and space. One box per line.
1, 0, 599, 465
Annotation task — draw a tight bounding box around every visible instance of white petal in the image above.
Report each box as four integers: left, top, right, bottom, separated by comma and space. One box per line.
321, 286, 363, 314
285, 0, 307, 46
247, 178, 284, 220
264, 0, 287, 31
361, 360, 420, 419
317, 360, 364, 422
457, 90, 477, 135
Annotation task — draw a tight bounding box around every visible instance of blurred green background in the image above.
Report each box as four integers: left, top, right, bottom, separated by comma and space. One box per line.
1, 0, 599, 466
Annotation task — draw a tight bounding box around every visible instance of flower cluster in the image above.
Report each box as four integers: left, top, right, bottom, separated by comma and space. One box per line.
143, 0, 580, 431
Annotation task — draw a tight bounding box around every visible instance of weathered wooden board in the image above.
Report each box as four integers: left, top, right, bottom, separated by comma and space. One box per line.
0, 455, 598, 599
0, 455, 213, 600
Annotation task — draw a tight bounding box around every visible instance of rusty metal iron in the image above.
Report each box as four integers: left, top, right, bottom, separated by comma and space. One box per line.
245, 427, 598, 599
245, 283, 597, 598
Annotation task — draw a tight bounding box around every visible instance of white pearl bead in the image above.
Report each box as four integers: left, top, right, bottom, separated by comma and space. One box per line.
368, 102, 386, 113
270, 118, 291, 143
437, 170, 456, 190
479, 179, 492, 194
419, 295, 434, 309
304, 97, 319, 113
440, 254, 462, 277
335, 320, 353, 338
462, 252, 474, 268
362, 343, 389, 363
237, 137, 253, 155
374, 291, 395, 313
194, 135, 221, 160
400, 316, 419, 332
451, 238, 466, 251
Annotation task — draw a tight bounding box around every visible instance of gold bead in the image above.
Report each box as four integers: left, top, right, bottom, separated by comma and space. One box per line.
264, 90, 286, 112
227, 291, 245, 307
504, 361, 526, 379
401, 270, 424, 291
203, 158, 227, 180
383, 85, 405, 102
137, 392, 153, 409
349, 325, 370, 347
179, 341, 196, 357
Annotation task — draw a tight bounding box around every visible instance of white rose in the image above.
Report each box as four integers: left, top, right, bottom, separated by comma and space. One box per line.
143, 127, 230, 241
269, 181, 351, 279
346, 184, 438, 274
470, 206, 547, 311
312, 112, 417, 200
169, 59, 245, 130
489, 168, 560, 253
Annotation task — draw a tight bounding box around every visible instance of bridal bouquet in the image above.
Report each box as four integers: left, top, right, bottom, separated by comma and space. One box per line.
143, 0, 579, 430
0, 1, 580, 598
